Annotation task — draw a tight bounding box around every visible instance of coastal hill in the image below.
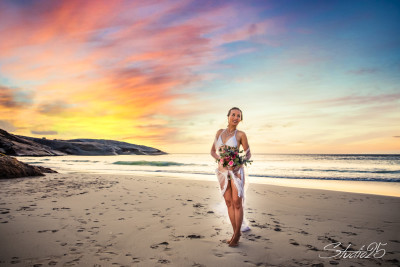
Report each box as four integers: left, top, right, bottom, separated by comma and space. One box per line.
0, 153, 57, 178
0, 129, 166, 156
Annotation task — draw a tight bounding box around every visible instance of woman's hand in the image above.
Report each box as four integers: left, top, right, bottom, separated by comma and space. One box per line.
233, 164, 243, 172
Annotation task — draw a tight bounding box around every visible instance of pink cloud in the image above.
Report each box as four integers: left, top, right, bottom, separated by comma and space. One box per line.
221, 21, 270, 43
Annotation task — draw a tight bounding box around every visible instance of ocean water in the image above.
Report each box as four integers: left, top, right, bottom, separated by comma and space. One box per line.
17, 153, 400, 182
17, 154, 400, 197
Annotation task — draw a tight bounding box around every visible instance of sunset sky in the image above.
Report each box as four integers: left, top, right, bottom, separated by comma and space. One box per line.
0, 0, 399, 154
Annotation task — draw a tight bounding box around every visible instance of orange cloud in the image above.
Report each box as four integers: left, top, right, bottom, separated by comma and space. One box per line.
0, 85, 33, 108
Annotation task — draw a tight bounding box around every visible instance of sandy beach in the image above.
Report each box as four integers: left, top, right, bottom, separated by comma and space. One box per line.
0, 173, 399, 267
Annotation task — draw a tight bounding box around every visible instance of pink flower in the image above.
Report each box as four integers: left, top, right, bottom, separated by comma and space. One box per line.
219, 158, 224, 164
228, 160, 234, 166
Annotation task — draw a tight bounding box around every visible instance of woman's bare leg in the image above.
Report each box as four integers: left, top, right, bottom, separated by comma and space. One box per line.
229, 180, 243, 247
223, 179, 236, 242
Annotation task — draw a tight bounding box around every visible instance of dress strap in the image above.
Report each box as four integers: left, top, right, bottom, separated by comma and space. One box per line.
219, 129, 226, 140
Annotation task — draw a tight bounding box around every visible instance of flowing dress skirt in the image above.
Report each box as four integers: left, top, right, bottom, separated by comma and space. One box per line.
215, 164, 251, 232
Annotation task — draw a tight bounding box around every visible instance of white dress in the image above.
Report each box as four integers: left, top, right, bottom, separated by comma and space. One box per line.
214, 129, 251, 232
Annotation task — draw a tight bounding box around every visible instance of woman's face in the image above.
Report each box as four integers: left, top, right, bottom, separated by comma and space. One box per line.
228, 109, 242, 126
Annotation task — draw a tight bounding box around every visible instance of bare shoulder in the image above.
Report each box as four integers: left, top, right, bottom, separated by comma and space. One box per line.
215, 129, 224, 138
236, 130, 247, 138
237, 130, 249, 146
237, 130, 249, 149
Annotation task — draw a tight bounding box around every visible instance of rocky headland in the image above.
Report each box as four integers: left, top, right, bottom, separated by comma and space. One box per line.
0, 153, 57, 179
0, 129, 166, 156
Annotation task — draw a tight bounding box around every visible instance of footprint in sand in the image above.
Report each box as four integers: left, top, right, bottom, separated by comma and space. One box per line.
10, 256, 20, 264
15, 206, 35, 212
246, 233, 262, 242
306, 244, 319, 251
37, 229, 58, 233
186, 234, 203, 239
341, 231, 357, 236
158, 259, 171, 264
0, 208, 10, 214
252, 222, 269, 229
150, 241, 170, 252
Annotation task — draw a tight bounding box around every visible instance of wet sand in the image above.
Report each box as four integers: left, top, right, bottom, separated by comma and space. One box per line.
0, 173, 399, 266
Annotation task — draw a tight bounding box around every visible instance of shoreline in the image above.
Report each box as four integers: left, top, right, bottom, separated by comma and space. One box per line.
46, 169, 400, 198
0, 172, 399, 266
248, 176, 400, 198
14, 153, 400, 198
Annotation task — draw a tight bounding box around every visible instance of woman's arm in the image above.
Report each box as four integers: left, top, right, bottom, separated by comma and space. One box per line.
241, 132, 251, 160
210, 143, 220, 161
240, 131, 249, 152
210, 129, 223, 161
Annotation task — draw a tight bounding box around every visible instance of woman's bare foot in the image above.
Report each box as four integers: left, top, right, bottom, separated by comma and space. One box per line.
227, 233, 241, 246
228, 239, 239, 247
223, 234, 235, 244
222, 237, 232, 244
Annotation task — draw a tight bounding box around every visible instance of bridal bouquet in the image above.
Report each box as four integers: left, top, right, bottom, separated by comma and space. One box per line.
217, 145, 253, 168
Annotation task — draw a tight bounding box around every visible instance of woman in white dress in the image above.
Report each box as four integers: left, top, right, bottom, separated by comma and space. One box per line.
210, 107, 252, 247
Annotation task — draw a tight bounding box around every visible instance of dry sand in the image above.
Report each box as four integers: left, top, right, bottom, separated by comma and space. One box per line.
0, 173, 399, 267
